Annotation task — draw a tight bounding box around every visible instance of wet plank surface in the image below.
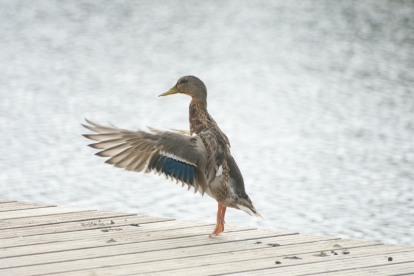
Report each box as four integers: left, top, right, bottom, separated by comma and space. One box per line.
0, 199, 413, 276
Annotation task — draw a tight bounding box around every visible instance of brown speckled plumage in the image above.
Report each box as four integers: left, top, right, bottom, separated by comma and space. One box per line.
82, 75, 261, 236
182, 77, 257, 212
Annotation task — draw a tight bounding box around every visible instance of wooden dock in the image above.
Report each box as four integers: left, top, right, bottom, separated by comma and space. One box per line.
0, 199, 413, 275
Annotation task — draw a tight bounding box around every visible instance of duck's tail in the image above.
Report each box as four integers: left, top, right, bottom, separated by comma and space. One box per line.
236, 197, 263, 219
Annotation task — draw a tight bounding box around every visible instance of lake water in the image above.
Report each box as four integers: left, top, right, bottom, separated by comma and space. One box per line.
1, 0, 413, 246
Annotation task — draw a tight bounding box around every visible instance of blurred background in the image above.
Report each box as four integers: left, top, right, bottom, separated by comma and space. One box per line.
0, 0, 413, 246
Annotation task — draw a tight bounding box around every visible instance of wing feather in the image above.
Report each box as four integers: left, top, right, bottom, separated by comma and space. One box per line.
83, 133, 120, 141
82, 119, 208, 194
88, 138, 125, 149
96, 143, 131, 157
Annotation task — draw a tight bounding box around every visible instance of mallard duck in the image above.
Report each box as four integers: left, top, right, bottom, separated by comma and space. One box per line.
82, 76, 261, 236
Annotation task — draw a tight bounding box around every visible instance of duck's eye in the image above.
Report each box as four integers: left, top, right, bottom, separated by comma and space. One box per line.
180, 79, 188, 84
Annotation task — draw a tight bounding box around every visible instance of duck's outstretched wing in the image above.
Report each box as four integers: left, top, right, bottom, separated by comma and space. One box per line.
82, 119, 209, 195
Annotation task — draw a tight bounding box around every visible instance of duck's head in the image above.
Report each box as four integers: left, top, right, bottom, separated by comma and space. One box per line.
159, 76, 207, 104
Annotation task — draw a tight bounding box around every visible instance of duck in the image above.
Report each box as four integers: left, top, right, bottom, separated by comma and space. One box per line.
82, 76, 261, 236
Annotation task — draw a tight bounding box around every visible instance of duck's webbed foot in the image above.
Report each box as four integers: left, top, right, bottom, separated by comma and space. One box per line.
209, 201, 227, 237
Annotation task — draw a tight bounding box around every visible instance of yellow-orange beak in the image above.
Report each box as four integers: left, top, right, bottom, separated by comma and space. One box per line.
158, 86, 179, 97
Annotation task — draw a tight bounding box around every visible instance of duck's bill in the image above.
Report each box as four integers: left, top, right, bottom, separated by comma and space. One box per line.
159, 86, 179, 97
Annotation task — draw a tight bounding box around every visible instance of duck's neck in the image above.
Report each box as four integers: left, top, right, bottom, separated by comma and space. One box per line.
189, 99, 208, 135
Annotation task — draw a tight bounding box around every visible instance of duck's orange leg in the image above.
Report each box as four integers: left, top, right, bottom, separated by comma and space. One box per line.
209, 201, 227, 237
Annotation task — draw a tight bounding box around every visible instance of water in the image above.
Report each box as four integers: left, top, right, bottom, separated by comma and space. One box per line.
1, 0, 413, 246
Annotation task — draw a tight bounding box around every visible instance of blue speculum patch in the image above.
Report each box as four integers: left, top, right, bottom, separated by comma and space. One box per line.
157, 156, 195, 185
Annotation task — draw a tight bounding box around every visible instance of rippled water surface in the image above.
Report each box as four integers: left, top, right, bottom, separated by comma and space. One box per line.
1, 0, 413, 245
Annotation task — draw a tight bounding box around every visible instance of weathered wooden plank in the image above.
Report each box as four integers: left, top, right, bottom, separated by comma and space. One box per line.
0, 229, 292, 269
0, 199, 411, 276
66, 237, 350, 275
0, 215, 178, 239
3, 225, 270, 252
53, 243, 410, 276
0, 220, 218, 254
0, 207, 93, 220
0, 235, 342, 275
227, 249, 414, 276
1, 231, 318, 260
0, 234, 344, 275
0, 225, 255, 261
0, 201, 56, 212
127, 245, 413, 276
0, 219, 212, 249
0, 238, 262, 274
0, 223, 251, 257
0, 199, 17, 204
0, 211, 138, 230
315, 261, 414, 275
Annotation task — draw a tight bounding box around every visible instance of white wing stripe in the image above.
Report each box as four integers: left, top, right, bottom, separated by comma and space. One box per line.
216, 165, 223, 176
160, 151, 196, 166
